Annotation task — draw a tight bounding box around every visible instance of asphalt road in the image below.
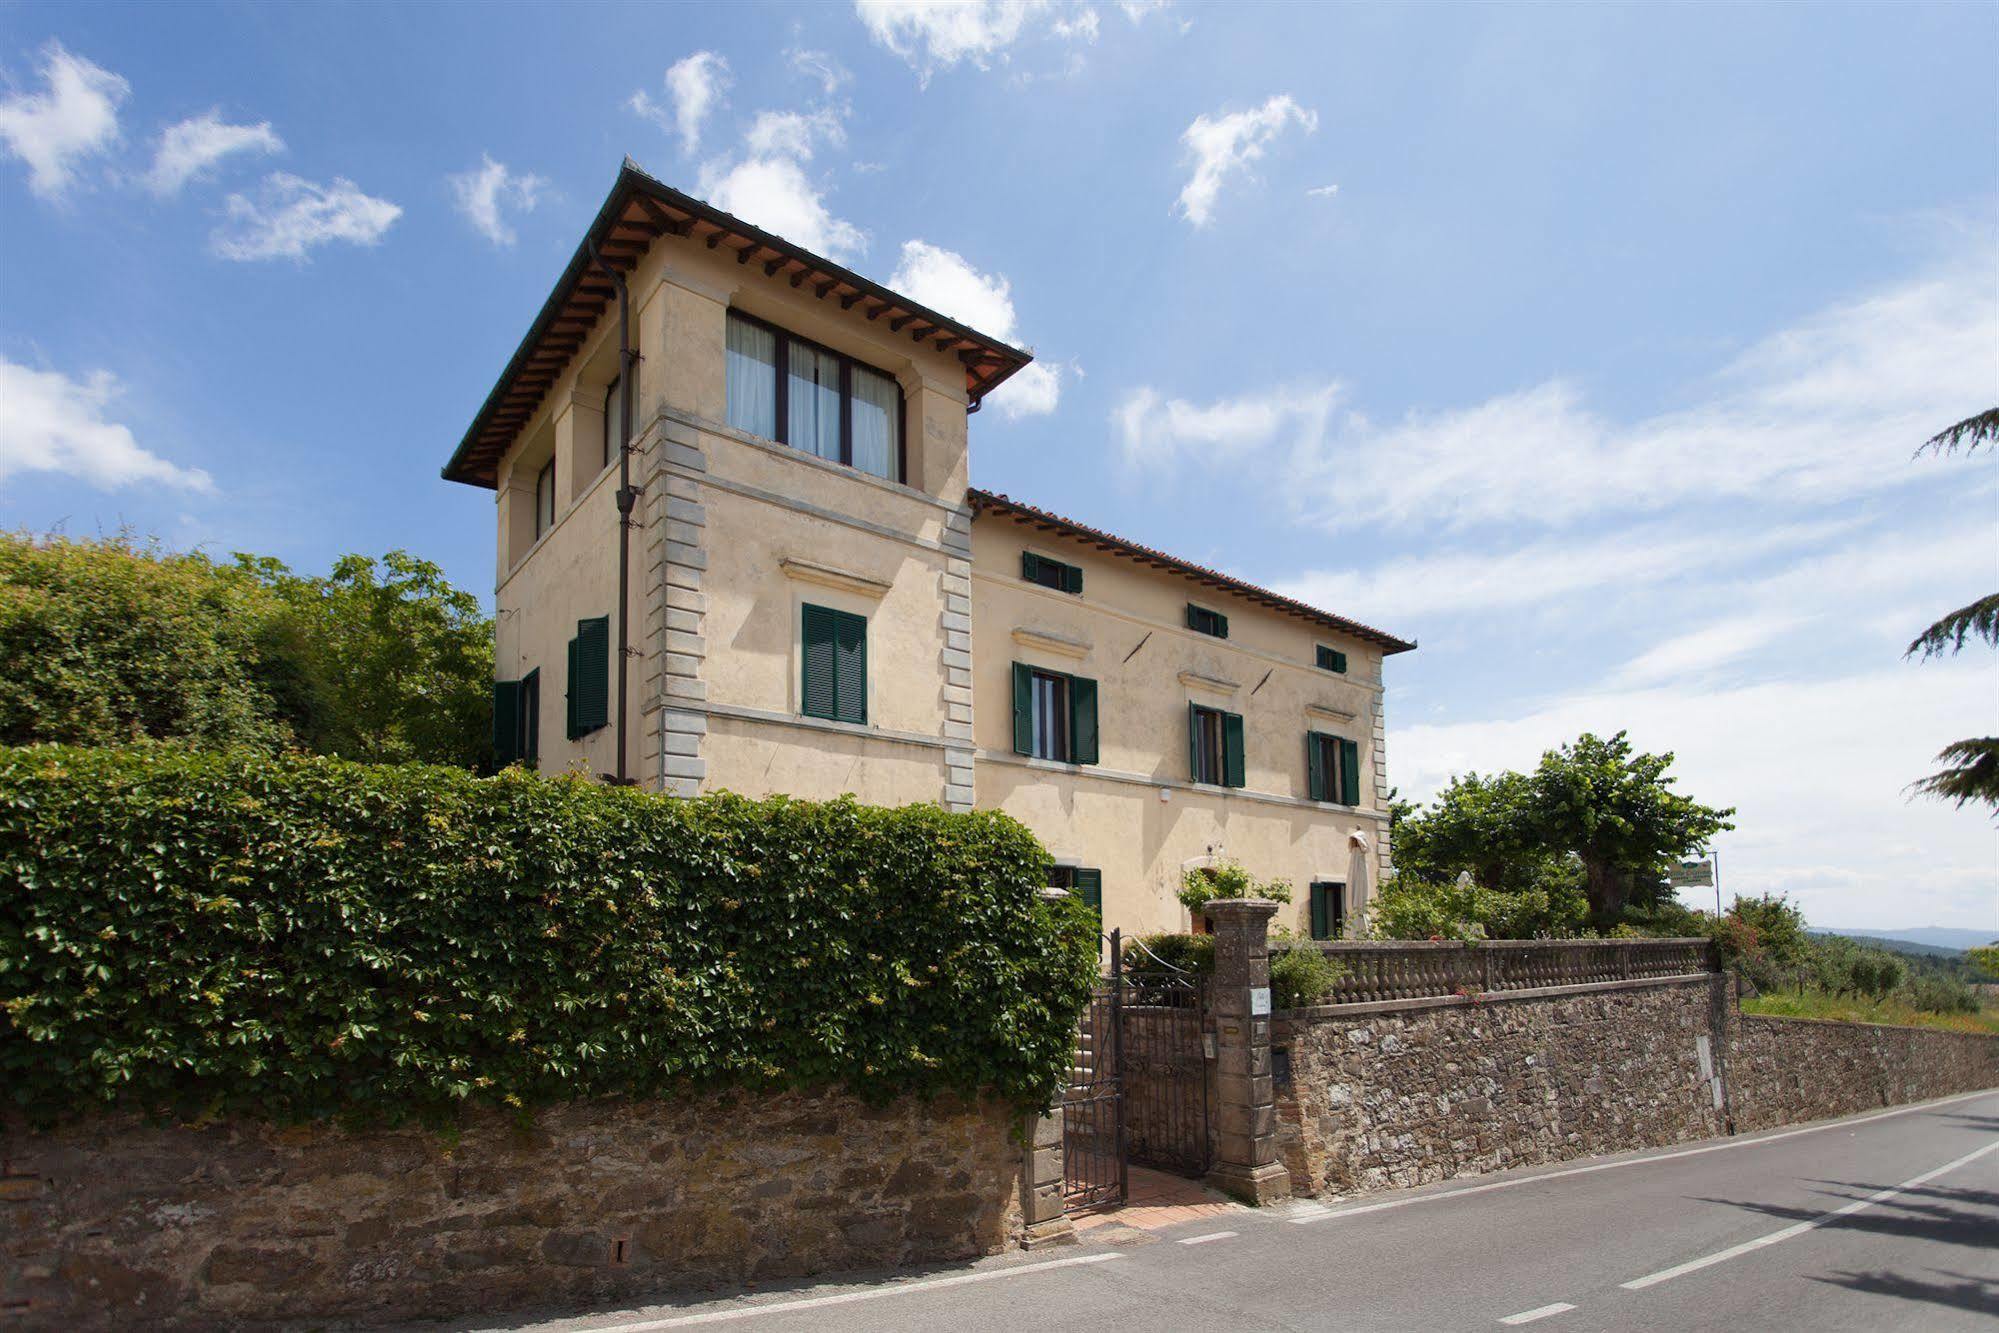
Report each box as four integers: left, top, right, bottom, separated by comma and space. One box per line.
469, 1088, 1999, 1332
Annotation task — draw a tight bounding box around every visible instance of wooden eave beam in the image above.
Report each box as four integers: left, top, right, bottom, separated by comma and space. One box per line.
889, 314, 915, 332
634, 195, 691, 236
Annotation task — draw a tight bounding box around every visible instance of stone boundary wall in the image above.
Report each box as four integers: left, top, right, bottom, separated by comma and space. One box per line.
1273, 975, 1728, 1197
1, 1089, 1021, 1329
1728, 1012, 1999, 1132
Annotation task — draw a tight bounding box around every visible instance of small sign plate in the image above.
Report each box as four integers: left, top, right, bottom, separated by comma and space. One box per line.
1250, 986, 1272, 1016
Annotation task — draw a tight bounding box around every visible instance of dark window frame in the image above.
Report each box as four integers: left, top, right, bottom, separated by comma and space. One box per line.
1191, 704, 1225, 784
1022, 551, 1083, 595
1309, 880, 1345, 940
1316, 644, 1348, 674
1028, 667, 1071, 761
800, 602, 869, 726
534, 458, 556, 539
725, 309, 908, 485
1187, 604, 1229, 639
1049, 865, 1103, 919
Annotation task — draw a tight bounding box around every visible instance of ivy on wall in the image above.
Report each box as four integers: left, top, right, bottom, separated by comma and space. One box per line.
0, 746, 1099, 1126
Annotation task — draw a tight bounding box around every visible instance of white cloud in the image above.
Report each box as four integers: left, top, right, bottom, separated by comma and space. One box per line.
1118, 0, 1171, 20
698, 156, 865, 259
744, 107, 846, 162
448, 154, 545, 246
143, 111, 281, 196
631, 51, 730, 154
1115, 381, 1337, 466
1176, 93, 1316, 227
1306, 182, 1339, 198
787, 47, 851, 96
890, 239, 1061, 417
859, 0, 1118, 83
0, 42, 127, 200
0, 358, 212, 492
1117, 252, 1999, 530
1607, 616, 1806, 688
210, 172, 401, 261
1273, 519, 1852, 624
1393, 660, 1999, 930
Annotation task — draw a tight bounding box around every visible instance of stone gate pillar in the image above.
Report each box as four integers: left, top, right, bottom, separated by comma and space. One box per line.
1205, 897, 1291, 1204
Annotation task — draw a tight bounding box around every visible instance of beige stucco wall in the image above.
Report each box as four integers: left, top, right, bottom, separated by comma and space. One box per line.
968, 517, 1391, 939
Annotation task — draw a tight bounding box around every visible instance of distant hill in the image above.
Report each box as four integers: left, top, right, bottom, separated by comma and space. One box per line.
1814, 932, 1962, 959
1818, 927, 1997, 954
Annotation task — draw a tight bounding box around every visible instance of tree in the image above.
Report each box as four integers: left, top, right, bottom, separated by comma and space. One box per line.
1391, 770, 1573, 896
0, 533, 493, 769
1531, 732, 1735, 926
1905, 409, 1998, 812
0, 534, 292, 751
240, 551, 494, 769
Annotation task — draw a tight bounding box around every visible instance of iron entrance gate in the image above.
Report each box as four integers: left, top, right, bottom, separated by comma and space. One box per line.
1060, 930, 1211, 1212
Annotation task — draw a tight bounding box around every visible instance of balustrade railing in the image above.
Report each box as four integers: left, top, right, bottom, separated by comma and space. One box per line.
1307, 938, 1717, 1008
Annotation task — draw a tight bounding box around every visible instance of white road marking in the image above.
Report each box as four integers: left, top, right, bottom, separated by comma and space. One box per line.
1620, 1137, 1999, 1291
1291, 1088, 1996, 1226
1498, 1302, 1576, 1325
569, 1252, 1125, 1330
1177, 1230, 1237, 1245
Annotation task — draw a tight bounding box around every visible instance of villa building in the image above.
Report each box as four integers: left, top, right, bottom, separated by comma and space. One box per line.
442, 161, 1415, 938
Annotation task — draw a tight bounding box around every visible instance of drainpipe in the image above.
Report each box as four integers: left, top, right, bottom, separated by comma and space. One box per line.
587, 237, 640, 786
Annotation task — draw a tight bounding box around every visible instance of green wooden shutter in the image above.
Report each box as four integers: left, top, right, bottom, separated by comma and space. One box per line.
1306, 731, 1326, 802
801, 604, 839, 721
574, 616, 610, 734
1012, 663, 1034, 754
1075, 868, 1102, 919
833, 608, 867, 724
1064, 563, 1083, 595
1332, 649, 1348, 674
520, 669, 540, 763
1188, 703, 1202, 781
1222, 711, 1246, 788
1186, 605, 1202, 632
1340, 737, 1361, 807
492, 680, 521, 765
1070, 675, 1098, 765
1021, 551, 1041, 584
1215, 611, 1229, 640
564, 635, 580, 739
1310, 883, 1328, 940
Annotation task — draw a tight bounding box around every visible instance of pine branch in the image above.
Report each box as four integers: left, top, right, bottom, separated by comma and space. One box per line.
1907, 737, 1999, 813
1916, 408, 1999, 458
1906, 592, 1999, 660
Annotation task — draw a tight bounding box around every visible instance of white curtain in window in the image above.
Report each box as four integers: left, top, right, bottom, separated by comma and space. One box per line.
850, 365, 899, 480
725, 316, 777, 438
788, 342, 841, 461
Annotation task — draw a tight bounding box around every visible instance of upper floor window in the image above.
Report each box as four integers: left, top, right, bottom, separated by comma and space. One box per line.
1187, 604, 1228, 639
1316, 645, 1347, 674
1011, 663, 1098, 764
1306, 730, 1360, 805
534, 458, 556, 538
1189, 703, 1245, 787
1022, 551, 1083, 594
725, 311, 903, 483
801, 602, 868, 725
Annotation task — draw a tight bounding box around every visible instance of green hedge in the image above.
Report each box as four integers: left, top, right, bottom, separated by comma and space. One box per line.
0, 745, 1099, 1125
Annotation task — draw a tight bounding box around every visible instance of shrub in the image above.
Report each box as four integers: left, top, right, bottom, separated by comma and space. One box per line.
1269, 937, 1344, 1009
1178, 859, 1292, 915
1127, 932, 1214, 975
0, 746, 1099, 1125
1367, 872, 1588, 941
1901, 974, 1979, 1015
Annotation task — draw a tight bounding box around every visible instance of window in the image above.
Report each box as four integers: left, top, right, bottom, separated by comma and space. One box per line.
1022, 551, 1082, 595
565, 617, 609, 740
1309, 881, 1345, 940
1189, 704, 1245, 787
801, 603, 867, 724
1306, 731, 1361, 805
1316, 645, 1347, 674
534, 458, 556, 539
1012, 663, 1098, 763
1187, 604, 1228, 639
602, 372, 626, 471
1050, 866, 1103, 920
493, 668, 540, 767
724, 311, 904, 482
520, 669, 539, 764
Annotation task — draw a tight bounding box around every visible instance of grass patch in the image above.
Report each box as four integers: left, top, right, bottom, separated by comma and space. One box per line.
1742, 990, 1999, 1036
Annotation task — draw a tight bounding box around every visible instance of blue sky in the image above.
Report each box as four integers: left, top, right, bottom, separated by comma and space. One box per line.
2, 2, 1994, 930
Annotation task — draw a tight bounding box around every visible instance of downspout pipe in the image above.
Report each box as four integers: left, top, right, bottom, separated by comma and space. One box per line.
586, 237, 640, 786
